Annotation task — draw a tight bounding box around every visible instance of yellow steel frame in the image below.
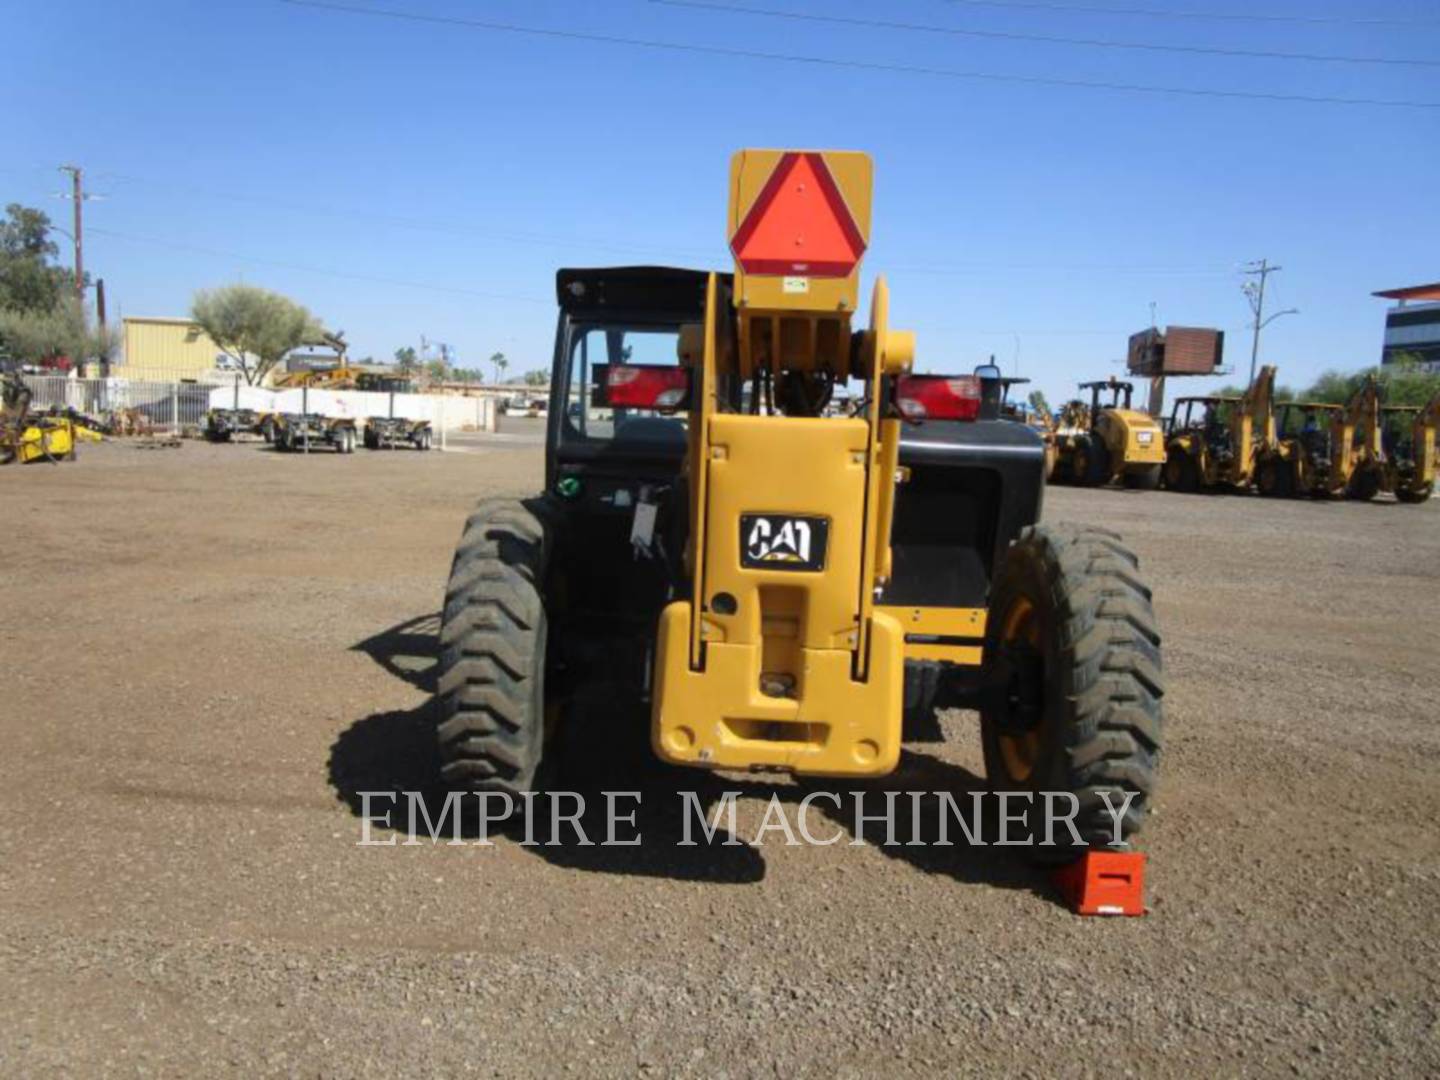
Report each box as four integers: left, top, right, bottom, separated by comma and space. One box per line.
877, 606, 987, 665
652, 149, 922, 778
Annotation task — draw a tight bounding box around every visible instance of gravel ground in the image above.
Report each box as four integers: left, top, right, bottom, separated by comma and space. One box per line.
2, 430, 1437, 1078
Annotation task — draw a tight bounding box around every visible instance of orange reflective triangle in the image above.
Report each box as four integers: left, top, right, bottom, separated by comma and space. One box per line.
731, 152, 866, 278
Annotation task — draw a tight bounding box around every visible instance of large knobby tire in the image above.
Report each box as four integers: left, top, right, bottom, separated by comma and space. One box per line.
1123, 464, 1162, 491
1346, 467, 1382, 502
981, 525, 1163, 852
1164, 448, 1200, 494
435, 497, 553, 796
1396, 482, 1433, 504
1072, 435, 1111, 487
1256, 456, 1295, 499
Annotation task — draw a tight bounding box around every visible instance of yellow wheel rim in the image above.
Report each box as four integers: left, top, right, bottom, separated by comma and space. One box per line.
997, 596, 1043, 783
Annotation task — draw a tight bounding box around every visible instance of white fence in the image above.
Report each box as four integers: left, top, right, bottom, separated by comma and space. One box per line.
24, 375, 212, 430
22, 376, 496, 435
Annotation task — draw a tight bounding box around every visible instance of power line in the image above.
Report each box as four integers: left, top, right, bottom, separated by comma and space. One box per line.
96, 170, 717, 262
88, 227, 551, 304
891, 261, 1234, 276
655, 0, 1439, 68
63, 166, 1235, 282
278, 0, 1440, 109
937, 0, 1440, 28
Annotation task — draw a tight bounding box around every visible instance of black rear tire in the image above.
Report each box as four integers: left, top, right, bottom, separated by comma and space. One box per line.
1123, 464, 1161, 491
1072, 436, 1111, 487
1256, 456, 1295, 498
1396, 482, 1433, 504
435, 497, 554, 796
981, 525, 1163, 852
1346, 467, 1382, 501
1164, 449, 1200, 493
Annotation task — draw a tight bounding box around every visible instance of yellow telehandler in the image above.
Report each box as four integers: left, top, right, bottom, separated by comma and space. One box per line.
432, 149, 1164, 852
1163, 364, 1276, 493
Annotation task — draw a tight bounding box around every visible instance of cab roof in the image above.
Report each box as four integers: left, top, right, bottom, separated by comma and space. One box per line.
556, 266, 729, 319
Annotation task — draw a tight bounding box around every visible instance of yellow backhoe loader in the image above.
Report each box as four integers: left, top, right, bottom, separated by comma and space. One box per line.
1256, 401, 1343, 498
431, 149, 1165, 853
1381, 392, 1440, 503
1163, 364, 1276, 493
1328, 374, 1384, 501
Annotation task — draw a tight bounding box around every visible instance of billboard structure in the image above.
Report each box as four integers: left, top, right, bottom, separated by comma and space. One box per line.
1128, 326, 1225, 417
1128, 326, 1224, 377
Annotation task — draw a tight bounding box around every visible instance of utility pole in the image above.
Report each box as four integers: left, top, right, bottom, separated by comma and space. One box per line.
1242, 259, 1297, 387
58, 165, 85, 305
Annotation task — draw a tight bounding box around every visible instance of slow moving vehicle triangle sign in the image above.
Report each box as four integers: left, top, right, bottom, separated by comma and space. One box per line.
729, 152, 867, 278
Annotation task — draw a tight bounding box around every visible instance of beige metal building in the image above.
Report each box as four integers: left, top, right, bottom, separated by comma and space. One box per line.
120, 317, 227, 380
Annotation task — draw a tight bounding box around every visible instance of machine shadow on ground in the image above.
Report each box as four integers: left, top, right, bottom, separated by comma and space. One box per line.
332, 615, 1062, 905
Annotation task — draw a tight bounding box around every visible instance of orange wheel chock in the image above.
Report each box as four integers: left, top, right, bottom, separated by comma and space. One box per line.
1052, 849, 1147, 916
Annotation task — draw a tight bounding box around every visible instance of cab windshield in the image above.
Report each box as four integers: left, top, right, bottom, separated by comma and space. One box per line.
561, 323, 687, 447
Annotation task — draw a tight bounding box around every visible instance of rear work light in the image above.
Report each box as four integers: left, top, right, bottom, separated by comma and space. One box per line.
894, 374, 982, 421
602, 365, 692, 411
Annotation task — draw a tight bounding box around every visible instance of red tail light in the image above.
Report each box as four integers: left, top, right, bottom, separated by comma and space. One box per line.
603, 365, 691, 411
895, 375, 982, 421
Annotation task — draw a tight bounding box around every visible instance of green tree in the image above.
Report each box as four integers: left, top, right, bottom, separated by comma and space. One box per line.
0, 299, 115, 368
522, 368, 548, 387
394, 345, 418, 375
490, 351, 508, 384
1026, 389, 1050, 418
191, 284, 325, 386
424, 358, 450, 383
1302, 359, 1440, 407
0, 204, 72, 315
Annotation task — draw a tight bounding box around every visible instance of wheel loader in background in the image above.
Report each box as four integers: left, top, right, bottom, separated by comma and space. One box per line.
433, 149, 1164, 852
1055, 377, 1165, 489
1164, 364, 1276, 493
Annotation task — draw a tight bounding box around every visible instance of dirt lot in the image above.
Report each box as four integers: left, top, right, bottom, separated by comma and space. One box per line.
2, 431, 1437, 1078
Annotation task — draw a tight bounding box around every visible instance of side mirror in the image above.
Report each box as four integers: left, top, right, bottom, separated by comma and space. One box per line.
973, 364, 1003, 419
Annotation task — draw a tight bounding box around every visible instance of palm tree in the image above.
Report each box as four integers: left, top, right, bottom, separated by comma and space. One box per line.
490, 351, 508, 385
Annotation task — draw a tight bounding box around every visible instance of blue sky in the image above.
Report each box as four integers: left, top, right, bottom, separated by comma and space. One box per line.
4, 0, 1437, 405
